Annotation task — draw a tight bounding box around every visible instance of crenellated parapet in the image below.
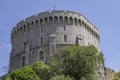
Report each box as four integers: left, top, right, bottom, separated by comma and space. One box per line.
11, 10, 100, 43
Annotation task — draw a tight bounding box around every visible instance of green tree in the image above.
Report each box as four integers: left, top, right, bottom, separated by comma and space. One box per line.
29, 61, 51, 80
7, 66, 39, 80
5, 61, 51, 80
50, 75, 75, 80
49, 45, 101, 80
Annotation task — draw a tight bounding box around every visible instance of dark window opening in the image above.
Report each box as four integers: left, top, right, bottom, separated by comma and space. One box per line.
64, 35, 67, 42
39, 51, 44, 61
41, 37, 43, 44
64, 26, 66, 31
21, 56, 26, 66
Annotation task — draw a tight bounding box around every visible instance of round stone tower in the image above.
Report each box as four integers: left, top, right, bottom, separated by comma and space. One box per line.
9, 10, 100, 72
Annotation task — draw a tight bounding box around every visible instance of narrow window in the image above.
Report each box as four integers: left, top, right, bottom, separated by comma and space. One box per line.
79, 19, 81, 26
64, 35, 67, 42
39, 51, 44, 61
41, 37, 43, 44
64, 26, 66, 31
21, 56, 26, 66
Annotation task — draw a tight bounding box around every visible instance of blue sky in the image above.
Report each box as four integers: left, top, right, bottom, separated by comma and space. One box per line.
0, 0, 120, 76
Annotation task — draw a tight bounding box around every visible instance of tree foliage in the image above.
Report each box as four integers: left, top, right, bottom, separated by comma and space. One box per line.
30, 61, 51, 80
2, 46, 105, 80
50, 75, 75, 80
49, 45, 101, 80
5, 61, 50, 80
7, 66, 39, 80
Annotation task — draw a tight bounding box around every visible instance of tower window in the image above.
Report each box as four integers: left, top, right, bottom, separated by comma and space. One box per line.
64, 26, 66, 31
79, 19, 81, 26
41, 37, 43, 44
64, 35, 67, 42
21, 56, 26, 67
39, 51, 44, 61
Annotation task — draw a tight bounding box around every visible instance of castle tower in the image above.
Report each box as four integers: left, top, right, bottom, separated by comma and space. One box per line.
9, 10, 100, 72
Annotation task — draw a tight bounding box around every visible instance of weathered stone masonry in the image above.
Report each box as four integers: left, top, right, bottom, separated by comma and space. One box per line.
9, 10, 100, 72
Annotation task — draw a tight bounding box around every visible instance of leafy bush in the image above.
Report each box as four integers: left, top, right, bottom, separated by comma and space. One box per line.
7, 66, 39, 80
5, 61, 51, 80
50, 75, 74, 80
30, 61, 51, 80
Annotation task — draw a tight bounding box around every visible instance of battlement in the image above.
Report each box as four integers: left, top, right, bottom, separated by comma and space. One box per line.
11, 10, 100, 50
